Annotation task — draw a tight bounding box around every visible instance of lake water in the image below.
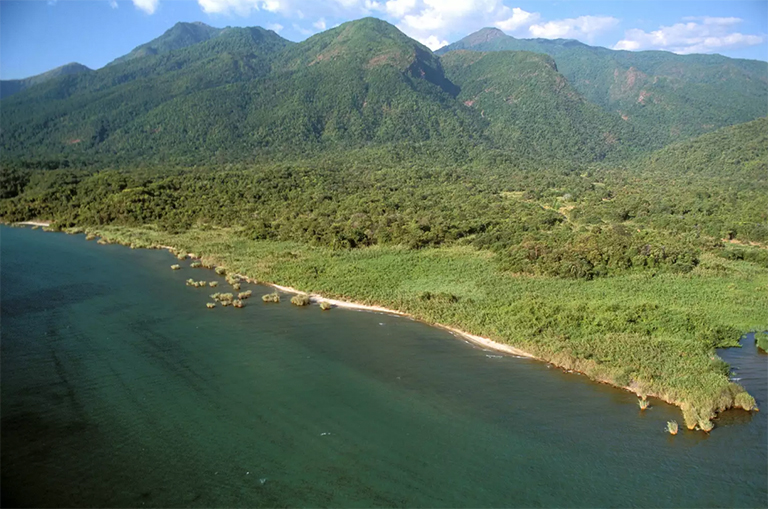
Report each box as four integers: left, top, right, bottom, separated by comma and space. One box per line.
2, 226, 766, 507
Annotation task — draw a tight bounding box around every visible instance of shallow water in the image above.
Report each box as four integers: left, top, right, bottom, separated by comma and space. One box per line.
2, 226, 766, 507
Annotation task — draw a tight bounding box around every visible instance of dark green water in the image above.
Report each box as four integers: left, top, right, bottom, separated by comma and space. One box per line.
2, 226, 766, 508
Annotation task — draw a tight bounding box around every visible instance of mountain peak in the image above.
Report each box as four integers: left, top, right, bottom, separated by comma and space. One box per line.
109, 21, 223, 66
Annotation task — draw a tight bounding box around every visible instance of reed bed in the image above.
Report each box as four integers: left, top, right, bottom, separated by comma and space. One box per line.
191, 261, 202, 268
638, 399, 649, 410
209, 281, 218, 287
320, 301, 332, 311
666, 421, 679, 435
291, 294, 311, 307
171, 264, 181, 270
262, 292, 281, 303
206, 303, 215, 309
238, 290, 252, 299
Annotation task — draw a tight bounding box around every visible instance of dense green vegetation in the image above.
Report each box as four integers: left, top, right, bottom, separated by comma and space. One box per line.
3, 18, 765, 167
438, 28, 768, 148
0, 62, 92, 99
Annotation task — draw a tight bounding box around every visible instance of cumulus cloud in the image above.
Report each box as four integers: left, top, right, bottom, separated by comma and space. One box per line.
133, 0, 159, 14
614, 17, 763, 54
417, 35, 449, 50
313, 18, 327, 30
109, 0, 118, 8
495, 7, 539, 33
197, 0, 286, 15
529, 15, 619, 41
385, 0, 416, 18
267, 22, 284, 32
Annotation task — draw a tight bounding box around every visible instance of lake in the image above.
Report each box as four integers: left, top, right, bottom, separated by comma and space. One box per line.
2, 225, 766, 507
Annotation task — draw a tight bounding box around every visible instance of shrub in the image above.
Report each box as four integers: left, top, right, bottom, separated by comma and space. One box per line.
233, 299, 244, 308
262, 292, 281, 303
734, 392, 757, 411
171, 264, 181, 270
638, 398, 649, 410
291, 294, 311, 306
238, 291, 252, 299
176, 253, 186, 260
320, 301, 332, 311
191, 261, 202, 268
215, 267, 226, 275
699, 419, 714, 433
206, 303, 215, 309
209, 281, 218, 287
666, 421, 679, 435
187, 278, 196, 286
222, 300, 232, 307
85, 233, 96, 241
756, 332, 768, 352
232, 283, 241, 291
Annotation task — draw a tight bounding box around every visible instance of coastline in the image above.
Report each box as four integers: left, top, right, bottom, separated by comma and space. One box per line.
16, 221, 51, 227
12, 224, 761, 429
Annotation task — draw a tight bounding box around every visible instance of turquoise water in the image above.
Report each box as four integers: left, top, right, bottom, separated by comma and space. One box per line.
2, 226, 766, 507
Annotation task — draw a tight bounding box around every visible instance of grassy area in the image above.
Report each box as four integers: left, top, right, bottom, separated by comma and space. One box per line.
87, 225, 767, 429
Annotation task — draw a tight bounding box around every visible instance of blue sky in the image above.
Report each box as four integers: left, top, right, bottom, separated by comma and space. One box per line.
2, 0, 766, 79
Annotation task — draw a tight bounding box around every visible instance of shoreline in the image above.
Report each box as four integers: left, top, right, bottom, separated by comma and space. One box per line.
16, 221, 51, 227
12, 224, 756, 429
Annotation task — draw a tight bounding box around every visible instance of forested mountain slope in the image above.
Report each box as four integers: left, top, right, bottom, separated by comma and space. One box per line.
109, 21, 224, 66
2, 18, 766, 168
441, 50, 644, 162
0, 62, 92, 99
438, 28, 768, 148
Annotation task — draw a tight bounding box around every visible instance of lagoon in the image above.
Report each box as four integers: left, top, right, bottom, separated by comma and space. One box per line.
1, 226, 766, 507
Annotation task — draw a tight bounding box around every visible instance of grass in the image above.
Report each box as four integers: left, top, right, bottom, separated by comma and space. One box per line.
215, 267, 226, 275
87, 225, 768, 428
232, 283, 241, 291
171, 264, 181, 270
209, 281, 218, 287
238, 290, 253, 299
638, 398, 650, 410
666, 421, 679, 435
320, 301, 332, 311
233, 299, 244, 308
191, 261, 203, 268
206, 303, 215, 309
262, 292, 281, 303
85, 233, 97, 241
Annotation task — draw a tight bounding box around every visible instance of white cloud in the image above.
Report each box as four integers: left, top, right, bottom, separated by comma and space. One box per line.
132, 0, 159, 14
267, 22, 284, 32
529, 15, 619, 41
109, 0, 118, 8
385, 0, 416, 18
417, 35, 448, 50
293, 23, 315, 35
614, 17, 763, 54
197, 0, 285, 15
495, 7, 539, 33
313, 18, 327, 30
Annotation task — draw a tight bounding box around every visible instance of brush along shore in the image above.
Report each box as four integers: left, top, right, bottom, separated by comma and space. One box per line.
67, 225, 767, 430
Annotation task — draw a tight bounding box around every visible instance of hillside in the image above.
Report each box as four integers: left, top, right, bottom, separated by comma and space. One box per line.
2, 18, 767, 168
108, 21, 224, 65
441, 50, 643, 162
0, 62, 92, 99
438, 28, 768, 148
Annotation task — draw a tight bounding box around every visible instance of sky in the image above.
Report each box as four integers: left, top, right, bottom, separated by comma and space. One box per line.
1, 0, 767, 80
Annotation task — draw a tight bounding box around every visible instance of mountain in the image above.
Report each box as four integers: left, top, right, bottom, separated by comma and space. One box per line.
441, 50, 643, 162
2, 18, 765, 168
0, 62, 92, 99
0, 18, 484, 166
108, 21, 224, 65
438, 28, 768, 148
